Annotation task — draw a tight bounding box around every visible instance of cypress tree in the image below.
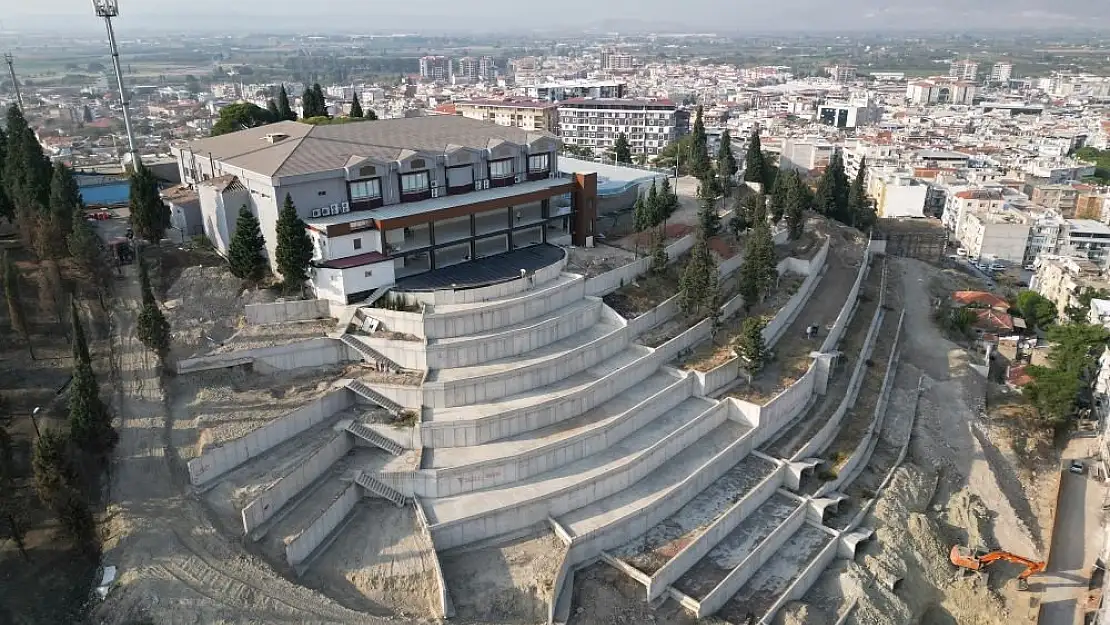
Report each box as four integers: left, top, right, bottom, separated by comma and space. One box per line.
633, 196, 649, 232
274, 194, 313, 291
729, 193, 751, 237
277, 84, 297, 121
44, 163, 83, 258
266, 99, 281, 121
689, 106, 711, 179
613, 132, 632, 164
68, 301, 115, 454
650, 227, 668, 273
32, 428, 76, 507
2, 251, 31, 358
136, 257, 171, 360
301, 86, 318, 118
717, 129, 738, 179
3, 105, 52, 215
744, 129, 767, 186
815, 151, 850, 223
129, 160, 168, 243
785, 172, 807, 241
68, 211, 109, 292
847, 156, 876, 231
678, 228, 718, 317
227, 204, 267, 284
350, 93, 364, 118
697, 197, 721, 238
645, 180, 661, 226
312, 83, 328, 117
658, 176, 678, 221
769, 168, 788, 224
738, 220, 776, 309
0, 126, 11, 223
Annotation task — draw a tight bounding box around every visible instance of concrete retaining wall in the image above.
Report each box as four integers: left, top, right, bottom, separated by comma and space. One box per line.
404, 254, 567, 307
371, 383, 424, 411
424, 275, 586, 339
364, 307, 426, 338
548, 544, 573, 625
420, 345, 659, 448
425, 298, 604, 369
413, 498, 455, 618
423, 323, 630, 409
244, 299, 330, 325
646, 463, 786, 600
284, 482, 360, 566
357, 336, 428, 371
187, 388, 354, 486
653, 317, 714, 364
696, 500, 808, 618
429, 398, 724, 550
568, 423, 761, 564
583, 234, 697, 298
717, 251, 746, 278
240, 432, 354, 535
424, 374, 692, 498
817, 310, 906, 497
764, 240, 830, 347
821, 253, 872, 354
747, 363, 819, 449
761, 528, 840, 624
176, 337, 356, 374
628, 294, 680, 337
792, 306, 885, 462
694, 358, 743, 397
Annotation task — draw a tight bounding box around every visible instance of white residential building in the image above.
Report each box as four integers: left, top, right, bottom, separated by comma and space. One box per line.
556, 98, 683, 157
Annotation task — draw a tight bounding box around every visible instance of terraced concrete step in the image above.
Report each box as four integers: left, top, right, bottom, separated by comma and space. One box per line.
424, 345, 650, 423
425, 321, 622, 383
427, 297, 600, 348
672, 492, 804, 601
558, 420, 752, 540
422, 396, 718, 527
424, 370, 685, 469
429, 273, 580, 314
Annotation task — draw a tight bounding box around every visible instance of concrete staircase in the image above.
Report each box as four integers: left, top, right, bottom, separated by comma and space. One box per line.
340, 334, 403, 372
346, 379, 405, 416
346, 421, 404, 456
355, 470, 408, 507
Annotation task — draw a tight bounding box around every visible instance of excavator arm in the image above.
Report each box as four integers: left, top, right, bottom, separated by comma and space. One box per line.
949, 545, 1046, 588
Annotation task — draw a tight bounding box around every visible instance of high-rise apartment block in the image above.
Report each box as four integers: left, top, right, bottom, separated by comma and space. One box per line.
557, 98, 683, 157
990, 62, 1013, 84
950, 59, 979, 82
419, 56, 451, 82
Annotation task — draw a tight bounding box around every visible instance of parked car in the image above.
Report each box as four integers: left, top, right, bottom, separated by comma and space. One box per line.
956, 248, 969, 257
989, 262, 1006, 272
1070, 460, 1085, 475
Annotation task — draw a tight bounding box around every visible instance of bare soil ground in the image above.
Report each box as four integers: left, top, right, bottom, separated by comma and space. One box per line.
726, 228, 867, 405
565, 244, 638, 278
567, 563, 704, 625
168, 364, 358, 456
440, 528, 564, 623
306, 499, 441, 620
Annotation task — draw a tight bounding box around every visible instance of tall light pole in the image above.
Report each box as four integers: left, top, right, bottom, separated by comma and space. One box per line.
91, 0, 139, 166
3, 53, 23, 111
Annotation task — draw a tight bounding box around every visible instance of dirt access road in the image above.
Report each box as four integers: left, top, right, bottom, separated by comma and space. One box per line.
95, 262, 383, 625
1039, 438, 1105, 625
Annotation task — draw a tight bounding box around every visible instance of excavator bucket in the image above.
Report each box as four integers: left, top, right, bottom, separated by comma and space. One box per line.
950, 545, 982, 571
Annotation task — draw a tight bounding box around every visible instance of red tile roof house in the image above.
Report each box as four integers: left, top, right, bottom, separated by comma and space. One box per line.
951, 290, 1010, 311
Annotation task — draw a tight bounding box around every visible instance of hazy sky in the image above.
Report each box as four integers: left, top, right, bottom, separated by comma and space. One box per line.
1, 0, 1107, 32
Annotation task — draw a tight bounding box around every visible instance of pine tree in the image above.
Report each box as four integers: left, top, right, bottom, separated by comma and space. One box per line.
350, 93, 364, 118
717, 129, 738, 179
746, 192, 768, 227
633, 196, 649, 232
678, 228, 718, 317
3, 105, 52, 217
2, 251, 31, 358
136, 257, 171, 360
697, 197, 721, 238
0, 126, 11, 223
613, 133, 632, 164
744, 129, 767, 186
68, 301, 115, 454
275, 194, 313, 292
785, 172, 807, 241
736, 317, 768, 373
847, 156, 876, 231
658, 176, 678, 221
815, 151, 850, 223
266, 99, 281, 121
689, 105, 711, 179
129, 160, 168, 242
312, 83, 328, 117
227, 204, 267, 283
729, 193, 751, 237
68, 213, 109, 293
49, 162, 83, 237
301, 86, 319, 118
737, 220, 777, 309
32, 428, 76, 508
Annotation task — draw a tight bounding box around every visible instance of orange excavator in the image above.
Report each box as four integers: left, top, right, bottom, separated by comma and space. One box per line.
949, 545, 1046, 590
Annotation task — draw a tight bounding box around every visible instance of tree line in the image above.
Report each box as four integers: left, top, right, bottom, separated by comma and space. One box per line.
212, 83, 377, 137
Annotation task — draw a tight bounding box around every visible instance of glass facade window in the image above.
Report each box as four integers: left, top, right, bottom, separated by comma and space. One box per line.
401, 171, 430, 193
489, 158, 514, 179
349, 178, 381, 200
528, 153, 549, 172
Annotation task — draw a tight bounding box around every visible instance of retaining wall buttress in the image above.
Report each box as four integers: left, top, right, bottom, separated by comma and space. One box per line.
284, 482, 361, 566
244, 299, 330, 325
760, 527, 840, 624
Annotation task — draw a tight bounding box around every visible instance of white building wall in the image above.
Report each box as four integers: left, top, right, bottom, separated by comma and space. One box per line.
877, 182, 927, 219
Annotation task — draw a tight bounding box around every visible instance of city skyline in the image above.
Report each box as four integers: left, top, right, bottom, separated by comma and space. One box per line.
0, 0, 1107, 33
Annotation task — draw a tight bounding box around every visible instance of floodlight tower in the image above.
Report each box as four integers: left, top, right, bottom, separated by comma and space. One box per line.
3, 53, 24, 111
92, 0, 139, 165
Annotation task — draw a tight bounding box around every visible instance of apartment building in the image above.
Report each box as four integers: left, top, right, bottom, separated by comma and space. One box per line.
816, 100, 881, 129
525, 80, 626, 102
826, 65, 857, 84
990, 62, 1014, 84
1029, 183, 1080, 218
600, 51, 634, 71
779, 138, 837, 174
419, 56, 451, 82
906, 79, 977, 105
171, 117, 597, 304
1031, 255, 1108, 315
556, 98, 684, 157
956, 205, 1033, 263
943, 188, 1005, 235
869, 174, 928, 218
454, 98, 558, 133
950, 59, 979, 82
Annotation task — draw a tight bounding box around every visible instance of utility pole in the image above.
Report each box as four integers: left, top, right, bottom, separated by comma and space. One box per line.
4, 53, 23, 111
91, 0, 139, 166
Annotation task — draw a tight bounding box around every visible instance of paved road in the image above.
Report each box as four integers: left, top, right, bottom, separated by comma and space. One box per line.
1038, 439, 1104, 625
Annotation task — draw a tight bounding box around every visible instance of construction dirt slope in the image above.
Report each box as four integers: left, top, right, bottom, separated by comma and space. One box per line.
779, 257, 1057, 625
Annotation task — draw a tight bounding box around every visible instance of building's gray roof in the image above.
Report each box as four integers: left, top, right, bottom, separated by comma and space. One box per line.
179, 117, 557, 179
